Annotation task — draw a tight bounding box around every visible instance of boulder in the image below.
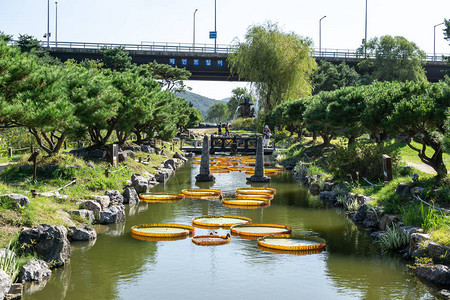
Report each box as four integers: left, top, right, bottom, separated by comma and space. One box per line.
21, 260, 51, 282
99, 205, 125, 224
0, 270, 11, 300
155, 169, 171, 183
309, 183, 321, 195
87, 150, 106, 160
427, 242, 450, 265
163, 158, 178, 170
123, 187, 139, 205
353, 204, 368, 223
80, 200, 102, 216
395, 182, 410, 197
379, 214, 403, 231
122, 146, 141, 152
18, 225, 71, 267
410, 187, 426, 196
140, 145, 155, 154
319, 191, 337, 204
90, 195, 110, 209
173, 152, 187, 162
69, 224, 97, 241
69, 209, 95, 224
409, 233, 431, 258
131, 175, 149, 194
362, 209, 380, 230
105, 190, 123, 205
0, 194, 30, 208
56, 210, 76, 228
439, 290, 450, 299
356, 194, 375, 205
323, 182, 334, 191
415, 264, 450, 287
85, 161, 95, 169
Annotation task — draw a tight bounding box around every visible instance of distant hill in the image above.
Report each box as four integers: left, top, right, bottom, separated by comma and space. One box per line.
176, 91, 223, 117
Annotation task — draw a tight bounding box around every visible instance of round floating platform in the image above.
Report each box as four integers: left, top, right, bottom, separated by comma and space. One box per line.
223, 198, 270, 207
230, 223, 292, 237
131, 223, 195, 238
192, 234, 231, 246
192, 161, 201, 165
257, 244, 325, 255
236, 187, 276, 195
235, 193, 274, 201
244, 170, 278, 175
139, 192, 184, 202
181, 189, 222, 197
257, 234, 326, 251
131, 232, 188, 242
222, 203, 271, 209
192, 215, 252, 229
209, 167, 231, 173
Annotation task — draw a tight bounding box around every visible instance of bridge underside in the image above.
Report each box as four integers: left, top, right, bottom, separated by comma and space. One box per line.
48, 48, 449, 82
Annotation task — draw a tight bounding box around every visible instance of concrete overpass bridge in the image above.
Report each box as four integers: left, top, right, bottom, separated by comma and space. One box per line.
41, 41, 449, 82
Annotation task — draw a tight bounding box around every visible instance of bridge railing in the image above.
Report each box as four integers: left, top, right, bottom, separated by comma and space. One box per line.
10, 40, 448, 62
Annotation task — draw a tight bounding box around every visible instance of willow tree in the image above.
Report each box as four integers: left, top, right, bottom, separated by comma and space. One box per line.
228, 22, 316, 113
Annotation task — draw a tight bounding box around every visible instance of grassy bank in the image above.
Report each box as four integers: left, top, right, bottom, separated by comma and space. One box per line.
0, 142, 179, 248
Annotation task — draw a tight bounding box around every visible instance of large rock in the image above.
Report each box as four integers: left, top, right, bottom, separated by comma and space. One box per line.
427, 242, 450, 265
415, 264, 450, 287
123, 187, 139, 205
18, 225, 71, 267
395, 182, 410, 197
163, 158, 178, 170
309, 183, 321, 195
99, 205, 125, 224
409, 233, 431, 258
319, 191, 337, 204
69, 224, 97, 241
5, 283, 22, 300
21, 260, 51, 282
0, 270, 11, 300
439, 290, 450, 299
353, 204, 368, 223
131, 175, 149, 194
69, 209, 95, 224
155, 169, 171, 183
356, 194, 375, 205
379, 214, 403, 231
80, 200, 102, 216
0, 194, 30, 208
173, 152, 187, 162
90, 195, 110, 209
140, 145, 155, 154
105, 190, 123, 205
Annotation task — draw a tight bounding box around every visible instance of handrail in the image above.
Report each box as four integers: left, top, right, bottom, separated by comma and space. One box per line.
9, 40, 449, 63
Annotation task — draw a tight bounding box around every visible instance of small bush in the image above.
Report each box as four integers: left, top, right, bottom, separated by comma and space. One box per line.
231, 118, 255, 130
0, 242, 21, 282
379, 225, 410, 250
400, 202, 447, 231
329, 140, 400, 181
272, 129, 290, 142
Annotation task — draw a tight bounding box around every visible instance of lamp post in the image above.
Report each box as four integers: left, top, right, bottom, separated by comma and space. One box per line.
55, 1, 58, 47
434, 22, 444, 60
364, 0, 367, 57
193, 8, 198, 48
214, 0, 217, 53
46, 0, 50, 47
319, 15, 326, 56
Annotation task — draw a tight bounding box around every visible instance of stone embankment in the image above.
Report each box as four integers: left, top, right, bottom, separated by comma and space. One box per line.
290, 163, 450, 297
0, 146, 189, 299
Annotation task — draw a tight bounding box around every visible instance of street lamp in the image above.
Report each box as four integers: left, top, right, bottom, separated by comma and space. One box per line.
319, 15, 326, 56
364, 0, 368, 57
193, 8, 198, 48
214, 0, 217, 53
46, 0, 50, 47
55, 1, 58, 47
434, 22, 444, 60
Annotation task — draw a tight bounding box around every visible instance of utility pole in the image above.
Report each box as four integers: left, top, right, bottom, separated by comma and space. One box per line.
55, 1, 58, 47
214, 0, 217, 53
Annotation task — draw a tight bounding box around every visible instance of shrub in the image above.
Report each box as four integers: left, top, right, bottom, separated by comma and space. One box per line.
379, 225, 410, 250
329, 140, 400, 181
231, 118, 255, 130
0, 242, 20, 282
400, 202, 447, 231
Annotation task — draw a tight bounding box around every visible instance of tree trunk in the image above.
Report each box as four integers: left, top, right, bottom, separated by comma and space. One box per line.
406, 138, 448, 178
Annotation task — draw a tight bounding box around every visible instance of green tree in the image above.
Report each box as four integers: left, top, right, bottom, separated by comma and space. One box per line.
312, 61, 360, 94
146, 61, 191, 92
357, 35, 427, 82
100, 47, 132, 72
186, 105, 203, 128
206, 102, 229, 123
228, 22, 316, 113
0, 32, 13, 42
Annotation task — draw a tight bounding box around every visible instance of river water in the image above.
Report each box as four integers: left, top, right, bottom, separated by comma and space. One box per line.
24, 159, 434, 300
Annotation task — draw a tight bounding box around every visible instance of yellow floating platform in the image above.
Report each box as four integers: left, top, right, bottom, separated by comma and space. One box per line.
257, 234, 326, 251
236, 187, 276, 195
235, 193, 274, 201
181, 189, 222, 197
192, 215, 252, 229
192, 234, 231, 246
131, 223, 195, 238
257, 244, 325, 255
230, 223, 292, 237
222, 198, 270, 207
139, 192, 184, 202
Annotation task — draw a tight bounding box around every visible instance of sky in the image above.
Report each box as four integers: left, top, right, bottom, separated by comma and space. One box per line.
1, 0, 449, 100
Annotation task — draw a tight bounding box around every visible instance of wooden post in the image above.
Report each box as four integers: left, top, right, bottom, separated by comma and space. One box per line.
30, 145, 34, 153
138, 157, 142, 163
180, 139, 184, 150
72, 177, 78, 183
77, 140, 81, 149
382, 154, 392, 182
105, 169, 110, 178
8, 148, 12, 158
110, 144, 118, 167
30, 189, 37, 198
64, 141, 67, 150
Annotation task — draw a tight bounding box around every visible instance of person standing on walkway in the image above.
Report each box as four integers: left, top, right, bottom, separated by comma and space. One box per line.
263, 125, 271, 148
217, 122, 222, 135
225, 123, 230, 136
